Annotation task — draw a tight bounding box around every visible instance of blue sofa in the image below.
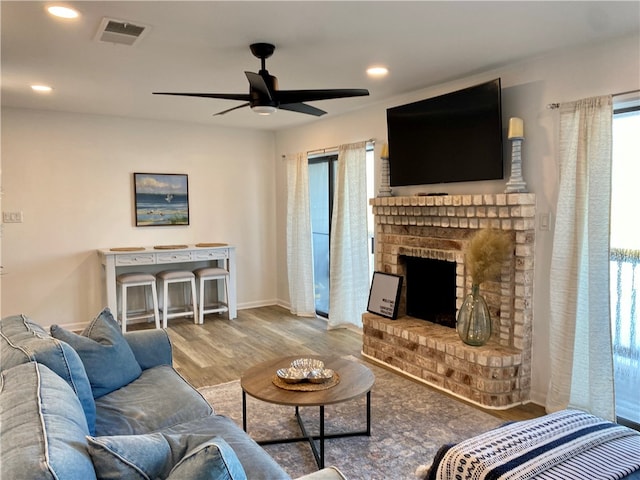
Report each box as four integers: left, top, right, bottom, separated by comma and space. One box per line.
0, 309, 346, 480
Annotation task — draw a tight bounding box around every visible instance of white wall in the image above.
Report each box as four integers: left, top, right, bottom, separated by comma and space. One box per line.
274, 34, 640, 406
1, 109, 276, 328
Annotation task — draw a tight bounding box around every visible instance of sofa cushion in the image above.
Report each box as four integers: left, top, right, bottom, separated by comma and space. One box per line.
87, 432, 246, 480
0, 314, 97, 435
51, 308, 142, 398
0, 362, 95, 480
94, 365, 213, 436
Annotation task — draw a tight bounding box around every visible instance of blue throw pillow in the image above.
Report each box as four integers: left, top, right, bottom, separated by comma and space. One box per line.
168, 437, 248, 480
87, 433, 246, 480
0, 362, 95, 480
50, 308, 142, 398
0, 314, 97, 435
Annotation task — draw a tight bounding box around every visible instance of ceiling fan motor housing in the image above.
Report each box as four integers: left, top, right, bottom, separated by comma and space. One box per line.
251, 72, 279, 108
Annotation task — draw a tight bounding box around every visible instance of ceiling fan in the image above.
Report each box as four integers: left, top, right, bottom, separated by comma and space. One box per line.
153, 43, 369, 117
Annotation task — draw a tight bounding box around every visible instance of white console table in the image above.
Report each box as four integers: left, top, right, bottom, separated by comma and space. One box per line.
98, 244, 237, 320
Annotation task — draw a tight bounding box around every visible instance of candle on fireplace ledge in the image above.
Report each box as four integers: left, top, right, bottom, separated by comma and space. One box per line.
380, 143, 389, 159
507, 117, 524, 139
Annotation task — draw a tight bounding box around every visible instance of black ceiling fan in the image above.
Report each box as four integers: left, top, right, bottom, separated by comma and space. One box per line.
153, 43, 369, 117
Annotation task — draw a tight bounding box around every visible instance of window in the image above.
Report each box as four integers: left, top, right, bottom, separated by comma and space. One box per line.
610, 99, 640, 429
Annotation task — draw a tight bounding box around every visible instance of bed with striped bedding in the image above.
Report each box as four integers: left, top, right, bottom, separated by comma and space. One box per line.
424, 409, 640, 480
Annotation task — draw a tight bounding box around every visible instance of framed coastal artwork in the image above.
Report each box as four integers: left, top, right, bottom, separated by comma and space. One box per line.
134, 173, 189, 226
367, 272, 403, 319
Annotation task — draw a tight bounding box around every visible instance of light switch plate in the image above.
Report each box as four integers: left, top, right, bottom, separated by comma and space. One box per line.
3, 211, 24, 223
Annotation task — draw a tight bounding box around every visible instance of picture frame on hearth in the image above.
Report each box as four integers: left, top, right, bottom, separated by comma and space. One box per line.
367, 272, 403, 320
134, 173, 189, 227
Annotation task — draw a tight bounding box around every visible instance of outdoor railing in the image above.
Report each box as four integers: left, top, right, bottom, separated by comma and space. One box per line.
611, 248, 639, 361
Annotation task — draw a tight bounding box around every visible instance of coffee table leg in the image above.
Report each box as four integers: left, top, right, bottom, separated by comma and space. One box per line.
366, 390, 371, 436
242, 390, 247, 432
319, 405, 325, 469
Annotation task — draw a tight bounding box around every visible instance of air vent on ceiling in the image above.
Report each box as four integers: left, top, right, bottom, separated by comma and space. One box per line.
94, 17, 150, 46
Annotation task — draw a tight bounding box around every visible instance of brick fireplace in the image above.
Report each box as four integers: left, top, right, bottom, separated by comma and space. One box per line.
363, 193, 536, 408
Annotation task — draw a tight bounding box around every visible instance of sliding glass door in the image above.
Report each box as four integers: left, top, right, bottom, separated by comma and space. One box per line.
308, 155, 337, 317
610, 102, 639, 428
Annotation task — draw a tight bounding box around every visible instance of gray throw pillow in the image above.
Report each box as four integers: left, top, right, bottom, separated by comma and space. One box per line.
51, 308, 142, 398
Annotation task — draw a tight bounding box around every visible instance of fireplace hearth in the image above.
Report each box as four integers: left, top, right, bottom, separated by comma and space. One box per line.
363, 193, 536, 409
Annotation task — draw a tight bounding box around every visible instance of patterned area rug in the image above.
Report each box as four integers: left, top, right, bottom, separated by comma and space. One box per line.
198, 357, 502, 480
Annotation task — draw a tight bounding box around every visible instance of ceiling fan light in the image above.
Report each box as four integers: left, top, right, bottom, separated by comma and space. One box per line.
251, 105, 277, 115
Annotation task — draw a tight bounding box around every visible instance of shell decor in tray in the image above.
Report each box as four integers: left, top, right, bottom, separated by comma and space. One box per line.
276, 358, 334, 384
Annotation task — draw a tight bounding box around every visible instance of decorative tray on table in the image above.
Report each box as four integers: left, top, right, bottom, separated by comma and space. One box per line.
273, 358, 339, 391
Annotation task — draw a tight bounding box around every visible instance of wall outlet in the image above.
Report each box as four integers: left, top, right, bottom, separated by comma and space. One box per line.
3, 211, 24, 223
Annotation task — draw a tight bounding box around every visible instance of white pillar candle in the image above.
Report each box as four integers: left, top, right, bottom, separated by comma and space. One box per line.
508, 117, 524, 139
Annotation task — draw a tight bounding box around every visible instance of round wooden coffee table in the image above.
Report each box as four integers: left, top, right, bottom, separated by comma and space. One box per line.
240, 355, 375, 469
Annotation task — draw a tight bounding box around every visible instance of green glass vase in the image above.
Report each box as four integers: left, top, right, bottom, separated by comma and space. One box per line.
456, 284, 491, 346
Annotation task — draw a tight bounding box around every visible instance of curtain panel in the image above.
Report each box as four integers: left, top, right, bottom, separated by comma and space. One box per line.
285, 152, 316, 316
547, 95, 615, 420
328, 141, 370, 329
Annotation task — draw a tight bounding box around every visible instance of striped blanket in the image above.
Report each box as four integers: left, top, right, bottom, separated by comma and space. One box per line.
430, 409, 640, 480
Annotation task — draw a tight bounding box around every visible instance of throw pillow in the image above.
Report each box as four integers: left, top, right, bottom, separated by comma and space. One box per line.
167, 437, 248, 480
0, 314, 97, 435
87, 433, 247, 480
50, 308, 142, 398
0, 362, 95, 480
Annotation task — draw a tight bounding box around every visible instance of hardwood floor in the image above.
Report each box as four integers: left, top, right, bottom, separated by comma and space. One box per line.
131, 305, 545, 422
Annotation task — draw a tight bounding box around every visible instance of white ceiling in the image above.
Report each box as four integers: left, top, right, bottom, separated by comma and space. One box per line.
2, 1, 639, 131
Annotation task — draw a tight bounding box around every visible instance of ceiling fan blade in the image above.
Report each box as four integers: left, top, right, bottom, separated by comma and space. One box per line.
213, 103, 251, 116
279, 102, 327, 117
153, 92, 251, 101
276, 89, 369, 104
245, 72, 272, 100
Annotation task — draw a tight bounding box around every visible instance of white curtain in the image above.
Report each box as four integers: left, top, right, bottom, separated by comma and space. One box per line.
328, 141, 370, 329
285, 152, 316, 316
547, 95, 615, 420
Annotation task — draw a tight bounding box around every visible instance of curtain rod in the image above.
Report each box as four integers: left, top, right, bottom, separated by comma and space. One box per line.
546, 89, 640, 109
306, 138, 376, 156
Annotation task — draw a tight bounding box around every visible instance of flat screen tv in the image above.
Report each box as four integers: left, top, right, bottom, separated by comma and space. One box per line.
387, 78, 503, 187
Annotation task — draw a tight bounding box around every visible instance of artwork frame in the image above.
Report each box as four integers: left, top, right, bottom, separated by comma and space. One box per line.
367, 271, 403, 319
134, 173, 189, 227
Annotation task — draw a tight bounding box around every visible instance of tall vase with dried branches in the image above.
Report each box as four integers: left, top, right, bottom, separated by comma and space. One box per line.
457, 229, 512, 346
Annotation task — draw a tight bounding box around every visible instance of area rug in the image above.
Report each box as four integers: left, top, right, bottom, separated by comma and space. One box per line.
198, 357, 502, 480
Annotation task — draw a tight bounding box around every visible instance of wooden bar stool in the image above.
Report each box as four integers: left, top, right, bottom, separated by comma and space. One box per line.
193, 267, 230, 324
156, 270, 198, 328
116, 273, 160, 333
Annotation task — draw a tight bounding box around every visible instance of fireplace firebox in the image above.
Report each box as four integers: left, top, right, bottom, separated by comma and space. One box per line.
404, 257, 456, 328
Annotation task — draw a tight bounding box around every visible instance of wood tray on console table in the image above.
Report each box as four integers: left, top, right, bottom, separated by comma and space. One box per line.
109, 247, 145, 252
195, 242, 228, 247
153, 244, 189, 250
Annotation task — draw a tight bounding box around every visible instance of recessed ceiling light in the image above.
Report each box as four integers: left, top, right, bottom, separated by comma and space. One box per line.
31, 85, 53, 93
47, 5, 80, 19
367, 66, 389, 78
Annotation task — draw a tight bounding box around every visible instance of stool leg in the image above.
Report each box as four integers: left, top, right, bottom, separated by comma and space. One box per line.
223, 276, 230, 319
198, 276, 205, 325
121, 284, 128, 334
162, 279, 169, 329
190, 278, 198, 324
151, 281, 161, 329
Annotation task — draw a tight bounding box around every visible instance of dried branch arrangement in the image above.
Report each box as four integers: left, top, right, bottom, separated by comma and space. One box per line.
466, 229, 513, 285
